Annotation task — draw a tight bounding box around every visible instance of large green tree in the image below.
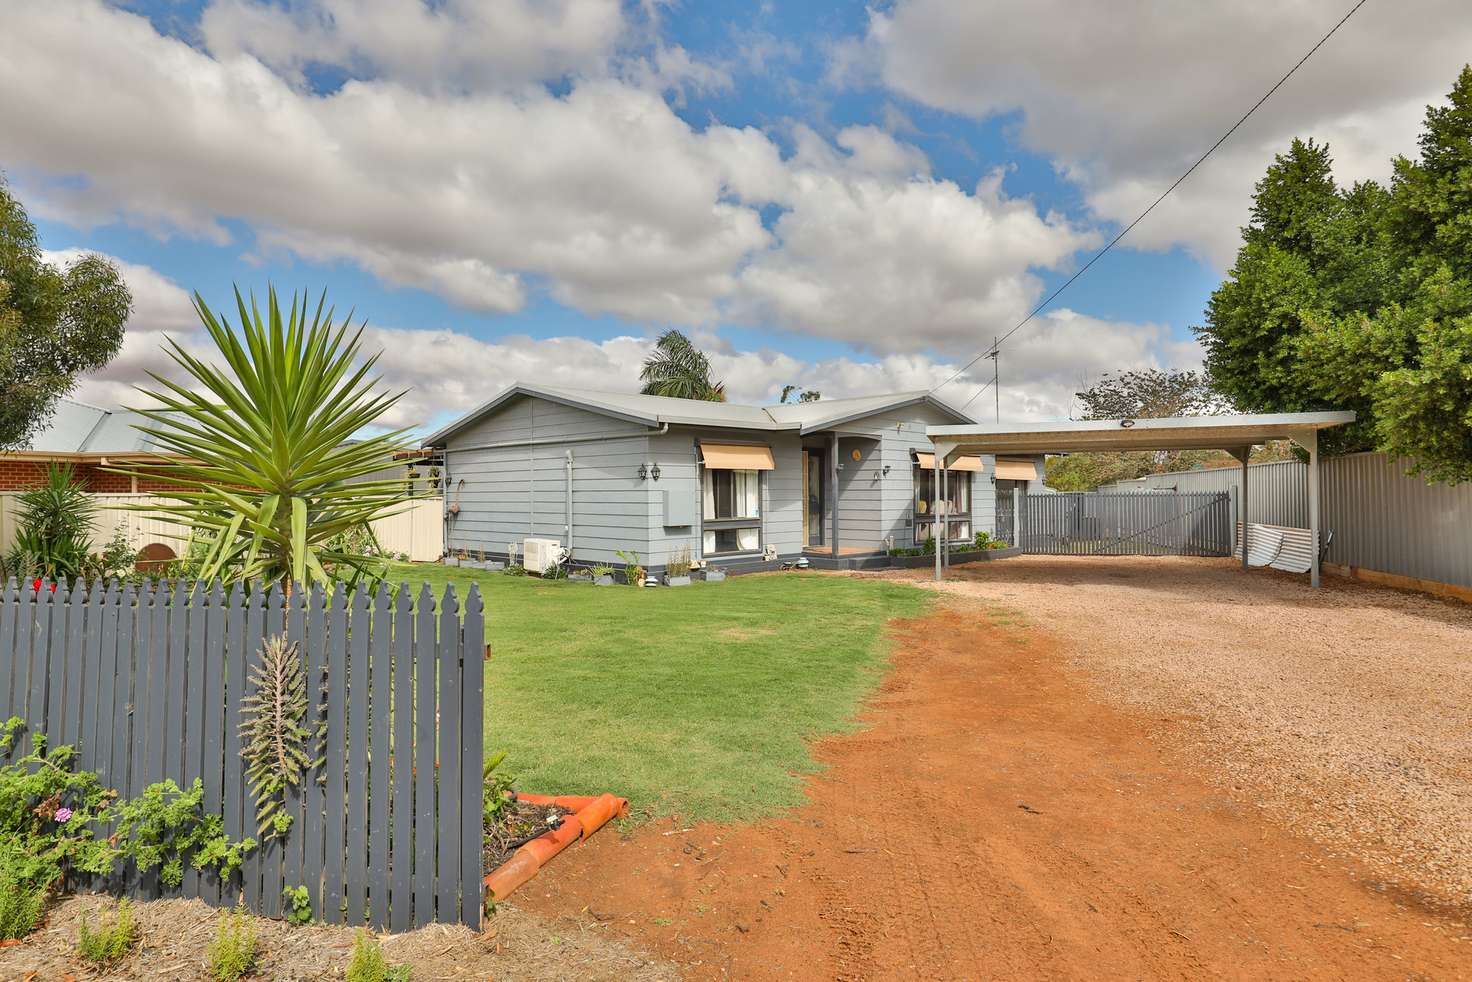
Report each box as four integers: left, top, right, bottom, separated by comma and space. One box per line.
1198, 67, 1472, 482
639, 329, 726, 401
0, 178, 132, 450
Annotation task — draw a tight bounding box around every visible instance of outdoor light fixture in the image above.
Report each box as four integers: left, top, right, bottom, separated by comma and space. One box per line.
650, 463, 661, 481
637, 463, 648, 480
1120, 418, 1136, 428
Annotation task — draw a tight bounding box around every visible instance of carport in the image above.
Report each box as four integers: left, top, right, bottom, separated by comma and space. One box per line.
926, 411, 1355, 586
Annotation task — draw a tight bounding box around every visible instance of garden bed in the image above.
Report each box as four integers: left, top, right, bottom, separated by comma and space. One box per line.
484, 797, 571, 871
887, 545, 1022, 568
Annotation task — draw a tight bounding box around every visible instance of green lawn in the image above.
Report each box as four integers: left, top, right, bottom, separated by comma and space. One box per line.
388, 564, 929, 822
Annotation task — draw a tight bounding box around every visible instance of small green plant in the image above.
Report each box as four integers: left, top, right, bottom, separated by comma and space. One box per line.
502, 563, 526, 576
240, 635, 316, 839
9, 463, 95, 581
209, 909, 259, 981
0, 835, 50, 940
615, 549, 645, 586
77, 898, 139, 965
482, 751, 514, 825
346, 929, 412, 982
283, 885, 313, 926
590, 564, 615, 577
667, 545, 692, 577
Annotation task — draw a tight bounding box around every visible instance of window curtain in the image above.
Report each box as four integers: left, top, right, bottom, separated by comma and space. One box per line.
702, 473, 716, 521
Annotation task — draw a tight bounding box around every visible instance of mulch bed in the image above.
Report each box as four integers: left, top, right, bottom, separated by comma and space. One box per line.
484, 798, 571, 871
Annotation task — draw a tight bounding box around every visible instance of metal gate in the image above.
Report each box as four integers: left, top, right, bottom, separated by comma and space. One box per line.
996, 491, 1233, 556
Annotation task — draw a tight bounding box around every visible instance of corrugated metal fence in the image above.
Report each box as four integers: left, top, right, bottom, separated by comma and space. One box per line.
1101, 453, 1472, 589
0, 577, 484, 931
999, 491, 1232, 556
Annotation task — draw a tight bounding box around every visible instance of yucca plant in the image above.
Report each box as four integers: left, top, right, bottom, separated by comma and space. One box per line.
115, 286, 413, 592
9, 463, 95, 581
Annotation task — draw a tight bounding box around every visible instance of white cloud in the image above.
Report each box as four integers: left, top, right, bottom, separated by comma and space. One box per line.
861, 0, 1472, 265
57, 250, 1192, 427
2, 0, 1110, 362
199, 0, 625, 92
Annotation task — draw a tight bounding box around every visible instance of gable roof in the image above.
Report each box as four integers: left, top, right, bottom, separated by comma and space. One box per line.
14, 399, 170, 456
426, 382, 974, 446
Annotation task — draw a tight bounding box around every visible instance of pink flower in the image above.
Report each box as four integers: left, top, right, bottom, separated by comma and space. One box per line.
54, 807, 72, 823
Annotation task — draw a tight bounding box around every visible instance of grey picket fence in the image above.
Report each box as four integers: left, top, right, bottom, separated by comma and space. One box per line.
998, 491, 1233, 556
0, 577, 484, 932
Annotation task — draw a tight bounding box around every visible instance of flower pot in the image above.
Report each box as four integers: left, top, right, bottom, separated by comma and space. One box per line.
594, 575, 615, 586
704, 570, 727, 583
445, 557, 462, 567
664, 574, 691, 587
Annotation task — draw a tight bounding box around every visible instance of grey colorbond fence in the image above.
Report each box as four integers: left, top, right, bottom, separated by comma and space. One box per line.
0, 577, 484, 932
998, 491, 1232, 557
1099, 452, 1472, 589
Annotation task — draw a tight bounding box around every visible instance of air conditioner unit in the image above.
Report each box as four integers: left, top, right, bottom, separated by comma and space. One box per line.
522, 537, 565, 576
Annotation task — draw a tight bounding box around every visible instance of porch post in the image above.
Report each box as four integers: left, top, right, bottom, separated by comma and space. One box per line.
932, 447, 943, 582
830, 432, 840, 560
941, 462, 950, 569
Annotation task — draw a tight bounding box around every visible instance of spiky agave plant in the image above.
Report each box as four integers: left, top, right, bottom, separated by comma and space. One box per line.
116, 286, 413, 592
239, 635, 312, 839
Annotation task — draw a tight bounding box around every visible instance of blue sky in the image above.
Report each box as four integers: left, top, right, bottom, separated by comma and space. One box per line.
5, 0, 1464, 434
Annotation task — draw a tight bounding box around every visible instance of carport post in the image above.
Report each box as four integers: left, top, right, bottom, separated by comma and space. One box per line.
1240, 447, 1250, 571
1289, 428, 1322, 588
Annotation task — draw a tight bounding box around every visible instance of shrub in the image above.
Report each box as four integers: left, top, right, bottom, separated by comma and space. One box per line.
209, 909, 259, 981
77, 898, 138, 964
283, 885, 312, 926
666, 546, 692, 577
346, 929, 412, 982
8, 463, 94, 581
589, 564, 615, 578
502, 564, 526, 577
482, 751, 514, 825
0, 835, 50, 940
615, 549, 645, 586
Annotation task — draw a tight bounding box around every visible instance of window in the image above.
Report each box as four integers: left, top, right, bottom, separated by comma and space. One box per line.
702, 468, 761, 555
913, 465, 970, 545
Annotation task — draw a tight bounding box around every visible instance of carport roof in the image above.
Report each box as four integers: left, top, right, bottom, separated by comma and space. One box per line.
926, 411, 1356, 455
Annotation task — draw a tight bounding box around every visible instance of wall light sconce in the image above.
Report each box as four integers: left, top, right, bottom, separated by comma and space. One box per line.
637, 463, 648, 480
650, 463, 661, 481
881, 465, 891, 476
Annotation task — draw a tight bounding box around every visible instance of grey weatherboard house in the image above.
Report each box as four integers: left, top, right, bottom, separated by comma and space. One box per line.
424, 383, 1041, 575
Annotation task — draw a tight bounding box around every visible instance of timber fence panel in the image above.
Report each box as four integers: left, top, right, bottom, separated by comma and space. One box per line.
0, 576, 484, 930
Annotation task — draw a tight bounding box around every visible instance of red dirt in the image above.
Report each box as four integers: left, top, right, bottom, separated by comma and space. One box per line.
518, 604, 1472, 980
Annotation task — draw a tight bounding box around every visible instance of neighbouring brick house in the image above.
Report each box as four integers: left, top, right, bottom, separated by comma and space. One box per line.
0, 398, 183, 492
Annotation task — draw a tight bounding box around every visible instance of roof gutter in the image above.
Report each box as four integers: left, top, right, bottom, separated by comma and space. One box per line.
441, 422, 669, 456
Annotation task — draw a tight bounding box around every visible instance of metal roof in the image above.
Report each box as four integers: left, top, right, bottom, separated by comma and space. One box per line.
425, 382, 975, 446
18, 399, 168, 456
926, 411, 1356, 455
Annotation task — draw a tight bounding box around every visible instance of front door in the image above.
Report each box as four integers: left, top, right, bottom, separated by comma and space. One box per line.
802, 450, 825, 546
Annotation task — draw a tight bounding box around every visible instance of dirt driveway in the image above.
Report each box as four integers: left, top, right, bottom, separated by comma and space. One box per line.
518, 562, 1472, 980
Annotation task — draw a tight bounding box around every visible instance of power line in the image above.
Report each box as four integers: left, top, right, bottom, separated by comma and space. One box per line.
931, 0, 1374, 411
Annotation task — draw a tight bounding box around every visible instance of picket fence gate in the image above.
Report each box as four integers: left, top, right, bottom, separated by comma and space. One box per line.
0, 577, 485, 931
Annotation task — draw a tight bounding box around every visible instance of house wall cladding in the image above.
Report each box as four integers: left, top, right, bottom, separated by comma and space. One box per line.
0, 577, 485, 932
1101, 453, 1472, 589
865, 405, 1000, 545
443, 396, 653, 565
647, 427, 804, 567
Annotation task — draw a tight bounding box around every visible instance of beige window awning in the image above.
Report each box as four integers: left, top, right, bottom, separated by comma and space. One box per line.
913, 452, 983, 472
700, 443, 775, 471
994, 457, 1039, 482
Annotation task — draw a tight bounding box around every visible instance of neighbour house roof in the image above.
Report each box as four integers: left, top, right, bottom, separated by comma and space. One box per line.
926, 411, 1357, 456
12, 399, 171, 457
425, 382, 975, 446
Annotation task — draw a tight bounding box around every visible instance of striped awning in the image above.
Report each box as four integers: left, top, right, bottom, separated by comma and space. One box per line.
993, 458, 1039, 482
913, 452, 983, 472
699, 443, 775, 470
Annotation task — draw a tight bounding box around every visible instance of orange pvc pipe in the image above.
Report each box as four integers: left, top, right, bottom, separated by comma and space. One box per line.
512, 792, 600, 811
483, 792, 630, 901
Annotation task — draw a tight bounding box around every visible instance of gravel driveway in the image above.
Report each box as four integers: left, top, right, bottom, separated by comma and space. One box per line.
887, 555, 1472, 910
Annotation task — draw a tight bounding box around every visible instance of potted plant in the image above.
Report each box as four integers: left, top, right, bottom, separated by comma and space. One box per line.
703, 564, 727, 583
616, 549, 646, 587
591, 563, 616, 586
665, 546, 693, 587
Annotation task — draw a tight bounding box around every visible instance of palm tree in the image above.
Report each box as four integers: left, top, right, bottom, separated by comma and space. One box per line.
639, 330, 725, 401
117, 286, 414, 592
